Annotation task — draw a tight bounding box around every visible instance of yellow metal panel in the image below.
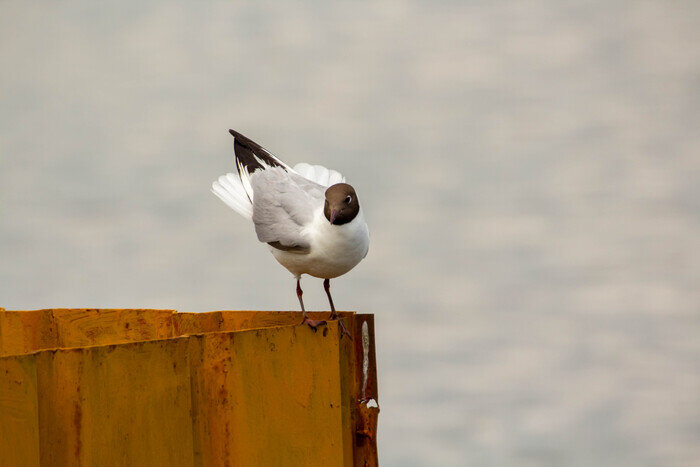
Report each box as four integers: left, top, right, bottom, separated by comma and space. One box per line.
187, 330, 235, 466
36, 338, 195, 467
173, 310, 281, 334
0, 310, 379, 465
217, 310, 351, 332
216, 310, 315, 331
0, 309, 175, 355
50, 308, 175, 348
173, 310, 228, 335
0, 354, 40, 466
189, 322, 349, 466
0, 310, 59, 357
174, 310, 352, 334
338, 314, 358, 466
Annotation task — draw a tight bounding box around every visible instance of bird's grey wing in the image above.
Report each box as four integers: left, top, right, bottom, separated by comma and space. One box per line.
250, 167, 323, 253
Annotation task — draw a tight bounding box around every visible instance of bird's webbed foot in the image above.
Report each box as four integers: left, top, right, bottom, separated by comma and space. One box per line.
329, 312, 353, 340
301, 316, 327, 332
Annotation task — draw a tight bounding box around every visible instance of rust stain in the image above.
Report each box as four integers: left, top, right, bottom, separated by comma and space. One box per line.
218, 385, 229, 405
353, 315, 380, 466
355, 402, 379, 441
73, 401, 82, 459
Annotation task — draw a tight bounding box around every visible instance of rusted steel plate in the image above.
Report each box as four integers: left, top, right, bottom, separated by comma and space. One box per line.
338, 314, 359, 466
1, 309, 354, 354
36, 337, 194, 466
50, 308, 175, 348
0, 309, 175, 356
0, 310, 378, 466
0, 353, 40, 467
188, 322, 351, 466
353, 314, 379, 467
0, 310, 59, 357
173, 310, 354, 335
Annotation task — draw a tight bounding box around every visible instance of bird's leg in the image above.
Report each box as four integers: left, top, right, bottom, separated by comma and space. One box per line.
324, 279, 352, 339
296, 278, 305, 311
298, 278, 326, 331
323, 278, 337, 317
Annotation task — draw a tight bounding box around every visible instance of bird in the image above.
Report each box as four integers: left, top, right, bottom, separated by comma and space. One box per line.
212, 129, 369, 337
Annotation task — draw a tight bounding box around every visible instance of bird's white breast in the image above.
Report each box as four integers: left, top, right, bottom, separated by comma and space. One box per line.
269, 207, 369, 279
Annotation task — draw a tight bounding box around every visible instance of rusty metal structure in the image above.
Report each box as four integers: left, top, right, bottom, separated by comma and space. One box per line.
0, 308, 379, 466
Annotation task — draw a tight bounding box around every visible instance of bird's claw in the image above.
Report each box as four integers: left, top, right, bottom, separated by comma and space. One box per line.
336, 318, 353, 340
302, 315, 352, 340
301, 317, 327, 332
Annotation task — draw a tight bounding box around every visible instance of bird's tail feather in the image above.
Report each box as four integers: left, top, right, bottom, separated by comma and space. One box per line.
293, 162, 345, 187
212, 173, 253, 219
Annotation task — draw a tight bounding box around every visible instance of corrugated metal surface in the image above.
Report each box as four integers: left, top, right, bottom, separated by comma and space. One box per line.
0, 309, 378, 466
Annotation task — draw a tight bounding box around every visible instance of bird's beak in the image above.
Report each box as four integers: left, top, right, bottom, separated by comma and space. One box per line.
330, 209, 338, 225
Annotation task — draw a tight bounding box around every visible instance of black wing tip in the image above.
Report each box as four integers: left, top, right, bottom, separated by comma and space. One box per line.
229, 129, 285, 173
229, 129, 259, 155
229, 129, 252, 145
228, 129, 266, 154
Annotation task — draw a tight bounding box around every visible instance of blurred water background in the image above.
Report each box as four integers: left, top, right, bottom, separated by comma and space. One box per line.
1, 1, 699, 465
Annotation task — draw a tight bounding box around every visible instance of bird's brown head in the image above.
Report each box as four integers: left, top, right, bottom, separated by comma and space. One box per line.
324, 183, 359, 225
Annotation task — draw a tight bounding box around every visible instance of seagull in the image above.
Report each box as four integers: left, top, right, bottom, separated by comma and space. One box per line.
212, 129, 369, 337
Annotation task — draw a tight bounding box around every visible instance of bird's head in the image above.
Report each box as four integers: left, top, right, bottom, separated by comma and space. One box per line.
324, 183, 359, 225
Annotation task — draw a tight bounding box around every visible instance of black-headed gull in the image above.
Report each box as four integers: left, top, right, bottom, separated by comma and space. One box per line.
212, 130, 369, 336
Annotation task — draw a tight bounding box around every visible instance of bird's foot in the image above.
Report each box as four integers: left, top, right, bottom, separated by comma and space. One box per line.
301, 316, 327, 333
333, 316, 353, 340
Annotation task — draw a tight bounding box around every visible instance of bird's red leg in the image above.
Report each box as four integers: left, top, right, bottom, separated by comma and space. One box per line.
324, 278, 337, 315
324, 279, 352, 339
298, 278, 326, 331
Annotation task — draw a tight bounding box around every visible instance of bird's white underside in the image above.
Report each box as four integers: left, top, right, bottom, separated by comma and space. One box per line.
212, 160, 368, 279
269, 206, 369, 279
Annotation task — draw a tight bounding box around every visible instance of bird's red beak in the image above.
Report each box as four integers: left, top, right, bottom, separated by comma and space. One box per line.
330, 209, 338, 225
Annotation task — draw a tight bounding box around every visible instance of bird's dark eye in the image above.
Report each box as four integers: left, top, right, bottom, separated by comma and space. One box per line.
345, 195, 352, 204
